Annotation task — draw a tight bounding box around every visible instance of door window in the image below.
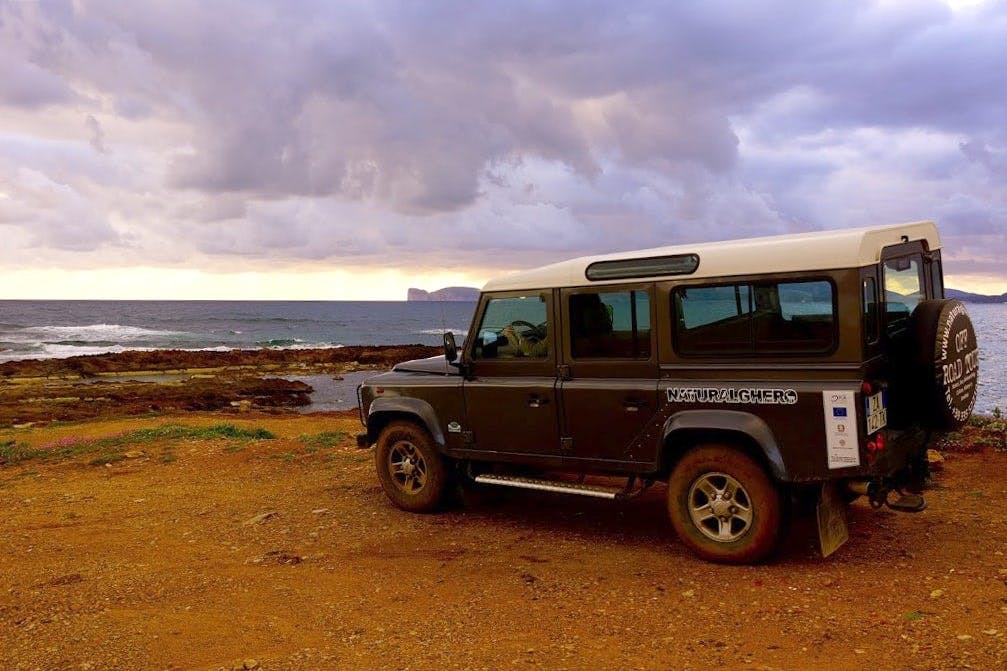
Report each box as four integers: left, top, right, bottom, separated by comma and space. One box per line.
472, 295, 549, 359
569, 290, 650, 359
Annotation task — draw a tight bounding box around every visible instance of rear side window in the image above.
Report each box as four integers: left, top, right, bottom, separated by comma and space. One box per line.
931, 250, 945, 299
569, 289, 650, 359
675, 285, 752, 354
863, 277, 879, 345
883, 254, 923, 333
674, 280, 835, 356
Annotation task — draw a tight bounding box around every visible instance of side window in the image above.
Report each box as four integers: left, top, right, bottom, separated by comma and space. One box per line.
675, 284, 752, 354
569, 290, 651, 359
863, 277, 879, 345
674, 280, 836, 356
472, 295, 549, 360
756, 280, 835, 353
883, 254, 923, 333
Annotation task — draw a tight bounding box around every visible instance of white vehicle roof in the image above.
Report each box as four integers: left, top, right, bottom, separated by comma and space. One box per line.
482, 221, 941, 292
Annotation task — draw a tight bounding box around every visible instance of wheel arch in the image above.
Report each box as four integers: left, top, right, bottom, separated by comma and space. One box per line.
660, 410, 788, 482
366, 396, 446, 447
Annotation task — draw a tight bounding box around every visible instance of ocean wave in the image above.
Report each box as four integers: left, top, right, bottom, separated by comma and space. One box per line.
257, 338, 306, 347
250, 341, 345, 351
413, 328, 469, 336
17, 324, 189, 342
0, 340, 347, 362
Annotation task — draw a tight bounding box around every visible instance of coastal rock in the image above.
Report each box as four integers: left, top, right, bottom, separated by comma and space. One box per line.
0, 346, 440, 428
407, 286, 479, 302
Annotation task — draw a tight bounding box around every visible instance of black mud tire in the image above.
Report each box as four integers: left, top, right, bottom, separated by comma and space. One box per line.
668, 445, 785, 564
375, 421, 449, 513
911, 299, 979, 431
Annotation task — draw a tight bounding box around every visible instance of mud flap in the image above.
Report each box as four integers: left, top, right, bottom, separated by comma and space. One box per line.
817, 482, 849, 558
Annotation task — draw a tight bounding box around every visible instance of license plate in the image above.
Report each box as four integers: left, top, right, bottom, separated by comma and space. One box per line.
865, 391, 887, 434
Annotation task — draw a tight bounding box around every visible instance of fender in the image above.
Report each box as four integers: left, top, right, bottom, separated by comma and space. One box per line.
662, 409, 788, 481
367, 396, 446, 447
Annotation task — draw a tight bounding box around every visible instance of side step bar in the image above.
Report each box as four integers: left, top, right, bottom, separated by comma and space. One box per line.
473, 473, 623, 500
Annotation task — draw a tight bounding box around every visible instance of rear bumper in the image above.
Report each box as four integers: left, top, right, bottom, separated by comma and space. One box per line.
871, 426, 929, 479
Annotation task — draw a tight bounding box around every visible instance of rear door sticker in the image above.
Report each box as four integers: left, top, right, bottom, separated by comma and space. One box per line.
823, 390, 860, 469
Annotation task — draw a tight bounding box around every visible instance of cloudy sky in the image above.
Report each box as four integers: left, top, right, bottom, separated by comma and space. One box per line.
1, 0, 1005, 299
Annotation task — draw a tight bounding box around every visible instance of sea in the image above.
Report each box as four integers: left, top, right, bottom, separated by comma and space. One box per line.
0, 300, 1004, 414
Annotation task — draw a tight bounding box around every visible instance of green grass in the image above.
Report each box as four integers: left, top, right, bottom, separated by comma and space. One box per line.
298, 430, 346, 449
262, 430, 351, 464
88, 452, 127, 466
903, 611, 926, 621
0, 423, 275, 467
110, 424, 276, 443
1, 440, 42, 465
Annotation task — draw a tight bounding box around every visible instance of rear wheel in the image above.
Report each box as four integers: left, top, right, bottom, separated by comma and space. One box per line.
668, 445, 784, 564
375, 421, 448, 513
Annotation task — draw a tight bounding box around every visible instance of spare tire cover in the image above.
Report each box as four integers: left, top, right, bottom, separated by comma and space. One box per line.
912, 299, 979, 430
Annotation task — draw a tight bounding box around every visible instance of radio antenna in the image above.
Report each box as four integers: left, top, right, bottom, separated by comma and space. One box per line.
438, 289, 448, 335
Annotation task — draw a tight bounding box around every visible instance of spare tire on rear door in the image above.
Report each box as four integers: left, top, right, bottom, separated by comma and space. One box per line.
911, 299, 979, 431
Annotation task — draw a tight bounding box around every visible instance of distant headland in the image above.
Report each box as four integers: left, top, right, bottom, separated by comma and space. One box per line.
946, 288, 1007, 304
407, 286, 480, 302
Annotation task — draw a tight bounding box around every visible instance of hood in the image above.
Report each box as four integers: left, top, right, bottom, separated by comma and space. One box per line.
391, 354, 458, 375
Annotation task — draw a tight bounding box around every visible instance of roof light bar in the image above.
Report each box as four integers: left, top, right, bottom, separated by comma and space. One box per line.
585, 254, 700, 281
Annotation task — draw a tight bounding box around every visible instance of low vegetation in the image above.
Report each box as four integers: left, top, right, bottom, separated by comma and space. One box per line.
298, 430, 346, 449
0, 423, 276, 467
935, 412, 1007, 453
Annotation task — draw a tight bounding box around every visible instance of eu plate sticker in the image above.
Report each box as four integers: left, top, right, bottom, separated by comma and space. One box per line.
823, 390, 860, 469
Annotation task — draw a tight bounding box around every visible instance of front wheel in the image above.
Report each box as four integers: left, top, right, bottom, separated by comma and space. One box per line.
375, 421, 449, 513
668, 445, 784, 564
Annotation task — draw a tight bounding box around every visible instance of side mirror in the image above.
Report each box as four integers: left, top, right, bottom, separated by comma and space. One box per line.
443, 331, 458, 364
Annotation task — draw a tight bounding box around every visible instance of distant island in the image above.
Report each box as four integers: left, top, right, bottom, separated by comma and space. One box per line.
407, 286, 480, 302
946, 288, 1007, 304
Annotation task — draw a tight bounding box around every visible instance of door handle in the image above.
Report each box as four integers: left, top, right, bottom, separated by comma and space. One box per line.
528, 395, 550, 408
623, 398, 647, 412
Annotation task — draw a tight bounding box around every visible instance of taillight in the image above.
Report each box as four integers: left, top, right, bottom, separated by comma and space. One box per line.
866, 430, 886, 463
862, 380, 873, 395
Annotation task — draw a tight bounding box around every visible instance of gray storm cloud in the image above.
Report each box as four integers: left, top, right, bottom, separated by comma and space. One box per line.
0, 0, 1004, 282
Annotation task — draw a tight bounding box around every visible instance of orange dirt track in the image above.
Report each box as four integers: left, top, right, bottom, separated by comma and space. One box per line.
2, 412, 1006, 670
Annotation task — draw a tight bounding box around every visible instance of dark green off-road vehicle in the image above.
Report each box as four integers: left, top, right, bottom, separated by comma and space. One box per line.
357, 222, 979, 563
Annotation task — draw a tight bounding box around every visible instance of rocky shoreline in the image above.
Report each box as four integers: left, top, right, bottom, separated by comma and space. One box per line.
0, 345, 440, 428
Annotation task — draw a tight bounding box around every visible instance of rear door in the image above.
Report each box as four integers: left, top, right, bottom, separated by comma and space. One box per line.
558, 285, 658, 464
879, 240, 930, 428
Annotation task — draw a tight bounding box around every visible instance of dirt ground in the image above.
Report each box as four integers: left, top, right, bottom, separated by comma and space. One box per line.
2, 411, 1006, 671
